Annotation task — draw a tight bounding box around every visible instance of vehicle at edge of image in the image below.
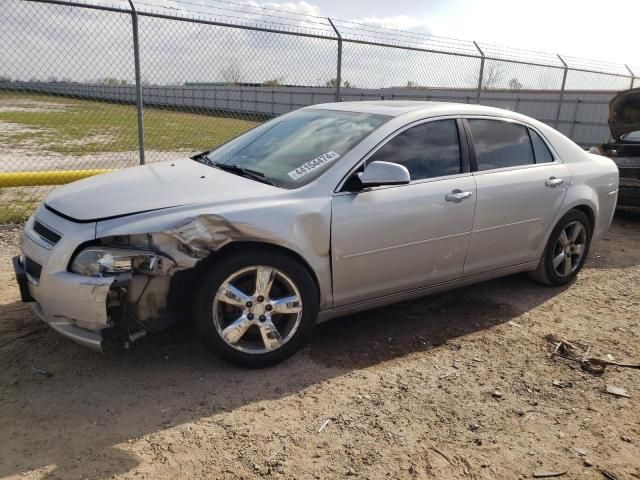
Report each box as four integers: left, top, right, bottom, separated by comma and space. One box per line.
13, 101, 619, 367
590, 87, 640, 208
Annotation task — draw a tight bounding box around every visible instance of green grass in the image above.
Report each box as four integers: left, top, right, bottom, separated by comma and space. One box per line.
0, 203, 35, 224
0, 92, 263, 223
0, 92, 260, 155
0, 186, 41, 224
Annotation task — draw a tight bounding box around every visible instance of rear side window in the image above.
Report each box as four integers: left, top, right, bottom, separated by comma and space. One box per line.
369, 119, 461, 181
468, 119, 534, 171
529, 129, 554, 163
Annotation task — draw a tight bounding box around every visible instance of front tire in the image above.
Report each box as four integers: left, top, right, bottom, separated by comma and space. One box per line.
529, 209, 592, 286
194, 249, 318, 368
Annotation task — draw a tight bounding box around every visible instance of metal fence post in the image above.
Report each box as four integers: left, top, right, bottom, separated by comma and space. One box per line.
473, 41, 484, 104
625, 65, 635, 89
555, 54, 568, 130
128, 0, 145, 164
569, 99, 581, 140
328, 18, 342, 102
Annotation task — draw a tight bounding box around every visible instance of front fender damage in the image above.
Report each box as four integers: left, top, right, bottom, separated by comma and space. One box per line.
150, 214, 278, 262
102, 214, 290, 345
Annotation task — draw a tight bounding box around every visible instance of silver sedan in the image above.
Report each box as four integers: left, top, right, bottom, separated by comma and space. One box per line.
13, 101, 619, 367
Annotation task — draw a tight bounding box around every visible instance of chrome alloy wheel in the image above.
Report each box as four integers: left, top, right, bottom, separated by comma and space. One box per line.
212, 266, 303, 354
552, 221, 587, 278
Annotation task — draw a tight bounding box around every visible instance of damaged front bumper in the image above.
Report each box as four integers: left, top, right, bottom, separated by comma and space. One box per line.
13, 254, 112, 351
15, 206, 197, 352
14, 207, 154, 352
15, 202, 331, 352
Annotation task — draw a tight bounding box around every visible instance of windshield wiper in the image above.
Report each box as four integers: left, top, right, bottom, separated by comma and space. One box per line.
212, 163, 276, 186
191, 150, 214, 166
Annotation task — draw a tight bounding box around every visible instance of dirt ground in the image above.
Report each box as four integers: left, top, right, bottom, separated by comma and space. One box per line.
0, 214, 639, 480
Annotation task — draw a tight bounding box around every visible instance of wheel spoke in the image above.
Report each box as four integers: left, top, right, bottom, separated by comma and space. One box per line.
213, 264, 303, 354
255, 266, 275, 297
563, 255, 572, 275
573, 243, 585, 257
553, 251, 566, 269
258, 319, 282, 351
569, 223, 583, 243
221, 315, 251, 344
559, 230, 569, 247
216, 283, 251, 308
271, 295, 302, 314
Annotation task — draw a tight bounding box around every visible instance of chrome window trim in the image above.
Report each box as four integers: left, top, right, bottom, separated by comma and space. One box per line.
471, 161, 559, 177
333, 171, 473, 197
334, 114, 465, 194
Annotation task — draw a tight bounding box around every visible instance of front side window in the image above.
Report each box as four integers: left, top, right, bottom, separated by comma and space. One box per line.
468, 119, 534, 171
205, 109, 389, 188
368, 120, 461, 181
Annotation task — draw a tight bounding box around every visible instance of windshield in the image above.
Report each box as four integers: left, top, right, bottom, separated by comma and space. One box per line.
205, 109, 390, 188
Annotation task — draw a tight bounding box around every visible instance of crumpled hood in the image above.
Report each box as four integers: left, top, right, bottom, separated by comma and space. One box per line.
609, 88, 640, 141
45, 158, 278, 222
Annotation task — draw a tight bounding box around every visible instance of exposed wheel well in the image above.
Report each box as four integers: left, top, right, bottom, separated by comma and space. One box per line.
571, 204, 595, 233
199, 241, 320, 297
166, 241, 322, 325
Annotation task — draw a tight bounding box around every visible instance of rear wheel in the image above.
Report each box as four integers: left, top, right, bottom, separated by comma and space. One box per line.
529, 209, 592, 286
194, 250, 318, 367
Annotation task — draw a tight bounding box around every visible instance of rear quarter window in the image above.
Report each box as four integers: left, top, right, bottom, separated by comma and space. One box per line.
530, 129, 554, 163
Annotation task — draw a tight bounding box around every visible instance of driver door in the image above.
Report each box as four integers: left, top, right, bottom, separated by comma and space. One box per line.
331, 119, 477, 306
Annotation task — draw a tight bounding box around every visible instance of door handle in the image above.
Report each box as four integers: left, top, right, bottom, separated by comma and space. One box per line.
445, 190, 473, 202
545, 177, 564, 188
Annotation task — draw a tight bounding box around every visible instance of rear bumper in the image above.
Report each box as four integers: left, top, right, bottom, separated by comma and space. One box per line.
617, 184, 640, 208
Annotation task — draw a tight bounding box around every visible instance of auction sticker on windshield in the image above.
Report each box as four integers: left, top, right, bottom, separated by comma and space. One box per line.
288, 151, 341, 180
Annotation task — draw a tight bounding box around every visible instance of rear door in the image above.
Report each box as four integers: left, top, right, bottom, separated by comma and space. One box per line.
462, 118, 570, 276
331, 118, 477, 306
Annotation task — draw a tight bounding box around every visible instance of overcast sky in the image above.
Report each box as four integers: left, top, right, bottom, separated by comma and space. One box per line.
2, 0, 638, 88
294, 0, 640, 68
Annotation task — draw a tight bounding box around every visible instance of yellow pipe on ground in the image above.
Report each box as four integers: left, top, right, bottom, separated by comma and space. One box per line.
0, 169, 114, 188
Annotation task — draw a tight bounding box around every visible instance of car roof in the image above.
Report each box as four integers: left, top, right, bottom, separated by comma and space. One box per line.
305, 100, 525, 120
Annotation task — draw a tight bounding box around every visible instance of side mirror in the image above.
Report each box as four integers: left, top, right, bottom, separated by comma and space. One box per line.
358, 161, 410, 188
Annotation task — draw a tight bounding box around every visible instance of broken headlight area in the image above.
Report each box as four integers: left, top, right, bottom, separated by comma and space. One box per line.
70, 241, 188, 346
70, 247, 173, 277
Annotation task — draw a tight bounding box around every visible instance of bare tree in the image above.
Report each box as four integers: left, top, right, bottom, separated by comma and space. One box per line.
508, 77, 523, 91
221, 62, 243, 85
481, 63, 504, 90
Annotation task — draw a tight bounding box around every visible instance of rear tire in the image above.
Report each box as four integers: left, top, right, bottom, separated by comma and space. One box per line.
529, 209, 592, 286
194, 249, 318, 368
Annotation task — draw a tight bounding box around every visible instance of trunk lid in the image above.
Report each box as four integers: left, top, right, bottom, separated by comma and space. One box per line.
609, 88, 640, 141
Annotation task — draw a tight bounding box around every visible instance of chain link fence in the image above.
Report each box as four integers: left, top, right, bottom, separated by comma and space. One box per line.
1, 0, 639, 223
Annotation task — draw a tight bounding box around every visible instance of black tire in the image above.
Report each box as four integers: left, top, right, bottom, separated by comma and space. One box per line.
528, 209, 592, 286
194, 248, 318, 368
